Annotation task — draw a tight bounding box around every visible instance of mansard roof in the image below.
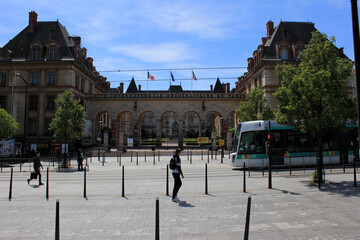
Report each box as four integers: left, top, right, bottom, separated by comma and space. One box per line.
263, 21, 316, 60
168, 85, 183, 93
2, 21, 75, 60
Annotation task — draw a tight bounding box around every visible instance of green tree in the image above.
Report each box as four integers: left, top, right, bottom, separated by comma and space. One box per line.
236, 86, 274, 122
49, 91, 86, 167
0, 108, 19, 137
274, 31, 356, 187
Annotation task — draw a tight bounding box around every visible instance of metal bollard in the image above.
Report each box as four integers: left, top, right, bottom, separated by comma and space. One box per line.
155, 197, 160, 240
158, 150, 160, 162
166, 165, 169, 196
201, 148, 203, 160
190, 151, 192, 164
83, 167, 87, 199
205, 163, 208, 195
145, 151, 147, 162
243, 162, 246, 193
46, 167, 49, 200
55, 199, 60, 240
122, 166, 125, 197
119, 152, 122, 166
244, 196, 252, 240
153, 151, 155, 165
9, 168, 13, 201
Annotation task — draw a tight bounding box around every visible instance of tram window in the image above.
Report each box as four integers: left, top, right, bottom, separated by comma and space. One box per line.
287, 131, 309, 152
255, 132, 265, 153
238, 131, 255, 154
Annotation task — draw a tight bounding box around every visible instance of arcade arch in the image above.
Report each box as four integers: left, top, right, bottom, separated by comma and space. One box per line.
161, 111, 179, 138
116, 111, 134, 146
140, 111, 157, 140
94, 111, 111, 138
183, 111, 201, 138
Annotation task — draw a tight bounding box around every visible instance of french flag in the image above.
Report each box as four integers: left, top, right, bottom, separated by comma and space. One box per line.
147, 71, 155, 80
192, 71, 197, 81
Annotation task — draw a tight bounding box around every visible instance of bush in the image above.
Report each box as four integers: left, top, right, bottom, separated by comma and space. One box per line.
311, 170, 318, 183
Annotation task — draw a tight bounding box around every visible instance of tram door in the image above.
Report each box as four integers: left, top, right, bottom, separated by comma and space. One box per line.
271, 131, 285, 165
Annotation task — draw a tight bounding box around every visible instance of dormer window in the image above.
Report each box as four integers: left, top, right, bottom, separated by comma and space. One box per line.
32, 47, 40, 60
49, 47, 57, 59
280, 47, 288, 60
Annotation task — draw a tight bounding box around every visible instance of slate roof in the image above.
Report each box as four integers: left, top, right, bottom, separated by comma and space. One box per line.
262, 21, 316, 60
126, 78, 138, 93
168, 85, 183, 93
2, 21, 75, 60
213, 77, 225, 93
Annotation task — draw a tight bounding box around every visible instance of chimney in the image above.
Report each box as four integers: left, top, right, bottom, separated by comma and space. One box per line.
118, 82, 124, 93
28, 11, 38, 32
226, 83, 230, 93
266, 20, 274, 38
138, 84, 142, 92
261, 37, 267, 45
210, 84, 213, 93
72, 37, 81, 47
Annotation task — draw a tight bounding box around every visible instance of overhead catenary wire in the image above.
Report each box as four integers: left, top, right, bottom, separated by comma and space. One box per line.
98, 66, 247, 73
107, 77, 240, 83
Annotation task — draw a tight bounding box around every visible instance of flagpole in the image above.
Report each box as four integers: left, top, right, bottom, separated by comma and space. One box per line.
191, 71, 193, 93
147, 71, 149, 93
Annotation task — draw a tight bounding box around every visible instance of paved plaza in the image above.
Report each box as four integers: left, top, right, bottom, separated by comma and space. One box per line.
0, 152, 360, 239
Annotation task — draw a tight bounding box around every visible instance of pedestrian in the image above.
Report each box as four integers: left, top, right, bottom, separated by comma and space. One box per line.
171, 148, 184, 202
77, 149, 84, 171
27, 151, 44, 185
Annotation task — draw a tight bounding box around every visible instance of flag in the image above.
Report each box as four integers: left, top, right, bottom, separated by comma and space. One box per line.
147, 71, 155, 80
192, 71, 197, 81
170, 72, 175, 82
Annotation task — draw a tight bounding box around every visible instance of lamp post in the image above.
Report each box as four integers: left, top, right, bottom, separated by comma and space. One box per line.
220, 117, 224, 163
16, 73, 29, 157
98, 120, 102, 162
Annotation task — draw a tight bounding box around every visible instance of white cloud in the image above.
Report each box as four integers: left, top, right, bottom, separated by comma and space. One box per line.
136, 2, 242, 39
110, 42, 196, 63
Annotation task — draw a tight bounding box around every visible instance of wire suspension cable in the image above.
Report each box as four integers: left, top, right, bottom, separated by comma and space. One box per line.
108, 77, 240, 83
99, 66, 247, 73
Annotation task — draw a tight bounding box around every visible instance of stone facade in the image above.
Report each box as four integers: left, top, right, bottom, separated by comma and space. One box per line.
235, 20, 356, 108
0, 11, 244, 151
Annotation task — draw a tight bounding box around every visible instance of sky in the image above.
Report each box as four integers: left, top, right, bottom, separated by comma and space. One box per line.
0, 0, 357, 91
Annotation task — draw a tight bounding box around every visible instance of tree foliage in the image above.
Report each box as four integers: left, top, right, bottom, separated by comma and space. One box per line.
236, 87, 275, 122
274, 31, 356, 133
274, 31, 356, 186
49, 91, 86, 143
0, 108, 19, 137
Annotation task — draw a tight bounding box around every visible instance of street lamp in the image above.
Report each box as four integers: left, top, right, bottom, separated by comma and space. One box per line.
98, 120, 102, 162
16, 73, 29, 157
220, 117, 224, 163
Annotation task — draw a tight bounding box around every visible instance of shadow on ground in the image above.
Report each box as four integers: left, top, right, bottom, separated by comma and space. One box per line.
304, 180, 360, 197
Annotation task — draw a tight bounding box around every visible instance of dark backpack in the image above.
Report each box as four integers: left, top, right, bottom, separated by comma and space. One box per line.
169, 157, 177, 170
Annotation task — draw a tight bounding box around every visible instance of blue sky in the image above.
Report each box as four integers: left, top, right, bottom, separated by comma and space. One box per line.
0, 0, 357, 91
